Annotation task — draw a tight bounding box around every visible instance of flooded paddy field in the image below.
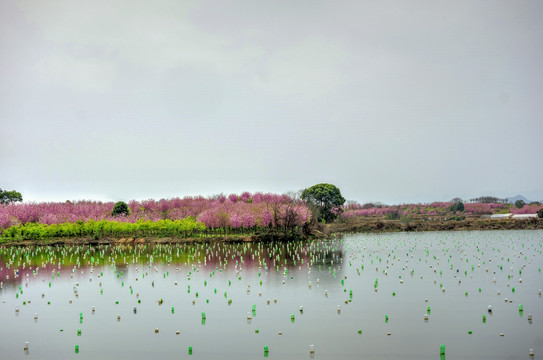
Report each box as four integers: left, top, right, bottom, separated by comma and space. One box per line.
1, 230, 542, 360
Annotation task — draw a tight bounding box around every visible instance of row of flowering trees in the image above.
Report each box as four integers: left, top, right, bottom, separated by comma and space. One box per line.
341, 201, 543, 218
509, 204, 543, 215
0, 193, 311, 237
341, 202, 456, 218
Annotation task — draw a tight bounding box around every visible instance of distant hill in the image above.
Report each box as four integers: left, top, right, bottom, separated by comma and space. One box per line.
506, 195, 543, 204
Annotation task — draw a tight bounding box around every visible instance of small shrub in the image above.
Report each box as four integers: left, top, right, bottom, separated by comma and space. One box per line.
386, 210, 400, 220
111, 201, 130, 217
538, 208, 543, 219
447, 215, 465, 221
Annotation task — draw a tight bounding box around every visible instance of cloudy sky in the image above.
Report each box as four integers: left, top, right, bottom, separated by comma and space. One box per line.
1, 0, 542, 204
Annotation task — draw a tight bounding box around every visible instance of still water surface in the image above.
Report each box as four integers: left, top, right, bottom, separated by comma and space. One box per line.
1, 230, 542, 359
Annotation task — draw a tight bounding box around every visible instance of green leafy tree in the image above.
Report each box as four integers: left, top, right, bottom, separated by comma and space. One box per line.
111, 201, 130, 217
301, 183, 345, 223
515, 200, 525, 209
450, 201, 465, 212
538, 208, 543, 219
0, 188, 23, 205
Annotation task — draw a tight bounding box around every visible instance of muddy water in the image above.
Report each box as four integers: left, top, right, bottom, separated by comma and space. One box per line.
0, 230, 541, 359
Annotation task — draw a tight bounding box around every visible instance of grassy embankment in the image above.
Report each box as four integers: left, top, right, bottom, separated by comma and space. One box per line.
1, 215, 542, 246
0, 218, 301, 246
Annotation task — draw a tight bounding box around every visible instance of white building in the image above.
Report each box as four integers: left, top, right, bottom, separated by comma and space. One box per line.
511, 214, 538, 219
490, 214, 512, 220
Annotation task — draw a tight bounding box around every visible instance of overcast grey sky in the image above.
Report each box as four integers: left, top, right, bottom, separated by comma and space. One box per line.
1, 0, 542, 204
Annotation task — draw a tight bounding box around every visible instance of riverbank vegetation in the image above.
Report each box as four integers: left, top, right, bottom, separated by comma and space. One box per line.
0, 192, 311, 242
1, 187, 542, 244
340, 200, 543, 219
0, 218, 206, 242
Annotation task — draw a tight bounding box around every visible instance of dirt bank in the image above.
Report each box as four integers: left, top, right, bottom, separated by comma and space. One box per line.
327, 216, 543, 235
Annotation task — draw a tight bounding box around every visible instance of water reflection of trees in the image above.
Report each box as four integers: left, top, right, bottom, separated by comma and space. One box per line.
0, 240, 344, 287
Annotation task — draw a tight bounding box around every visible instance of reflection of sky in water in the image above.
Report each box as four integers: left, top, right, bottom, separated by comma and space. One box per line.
0, 230, 542, 360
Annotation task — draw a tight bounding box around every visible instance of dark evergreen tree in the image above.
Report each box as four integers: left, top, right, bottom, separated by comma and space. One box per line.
111, 201, 130, 217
